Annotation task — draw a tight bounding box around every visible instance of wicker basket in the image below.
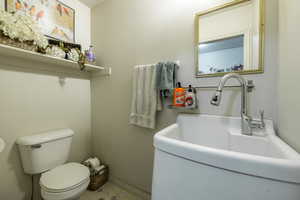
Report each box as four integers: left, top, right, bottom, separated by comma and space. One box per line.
0, 31, 37, 52
88, 167, 109, 191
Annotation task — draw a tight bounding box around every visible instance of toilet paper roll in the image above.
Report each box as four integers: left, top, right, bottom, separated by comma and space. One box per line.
99, 170, 105, 176
87, 157, 101, 169
95, 165, 105, 172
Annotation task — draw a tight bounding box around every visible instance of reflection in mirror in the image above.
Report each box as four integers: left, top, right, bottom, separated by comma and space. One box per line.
199, 35, 244, 74
195, 0, 264, 78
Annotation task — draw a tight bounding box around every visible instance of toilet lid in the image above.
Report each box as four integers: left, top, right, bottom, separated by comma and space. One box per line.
40, 163, 90, 192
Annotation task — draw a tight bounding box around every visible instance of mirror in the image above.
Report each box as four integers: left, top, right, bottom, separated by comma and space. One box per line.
195, 0, 265, 78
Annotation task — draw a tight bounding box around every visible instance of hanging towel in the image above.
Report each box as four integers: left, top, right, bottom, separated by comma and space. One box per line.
130, 64, 161, 129
156, 61, 179, 97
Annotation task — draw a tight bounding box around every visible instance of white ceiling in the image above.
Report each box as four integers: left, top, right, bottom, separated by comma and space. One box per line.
79, 0, 105, 8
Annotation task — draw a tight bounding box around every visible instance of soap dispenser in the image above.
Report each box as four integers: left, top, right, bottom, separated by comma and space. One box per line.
173, 82, 186, 107
185, 85, 196, 108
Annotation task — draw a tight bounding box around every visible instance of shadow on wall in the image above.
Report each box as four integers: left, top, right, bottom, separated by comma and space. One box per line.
197, 87, 240, 116
224, 90, 240, 116
7, 144, 31, 200
0, 55, 91, 81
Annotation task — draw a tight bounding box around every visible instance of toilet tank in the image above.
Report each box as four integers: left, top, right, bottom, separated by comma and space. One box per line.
16, 129, 74, 174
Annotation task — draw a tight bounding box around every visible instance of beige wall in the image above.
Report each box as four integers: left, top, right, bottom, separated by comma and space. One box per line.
91, 0, 278, 193
278, 0, 300, 152
0, 1, 92, 199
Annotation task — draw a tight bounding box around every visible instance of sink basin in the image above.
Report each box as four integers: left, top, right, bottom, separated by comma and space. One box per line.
152, 114, 300, 200
0, 138, 5, 152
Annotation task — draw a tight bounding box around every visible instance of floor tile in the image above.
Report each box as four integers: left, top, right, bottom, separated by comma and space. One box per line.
81, 182, 143, 200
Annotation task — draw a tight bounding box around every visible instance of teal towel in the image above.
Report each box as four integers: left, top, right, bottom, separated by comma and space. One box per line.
156, 62, 178, 90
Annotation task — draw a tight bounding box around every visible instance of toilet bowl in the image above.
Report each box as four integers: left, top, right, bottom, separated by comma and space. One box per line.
40, 162, 90, 200
17, 129, 90, 200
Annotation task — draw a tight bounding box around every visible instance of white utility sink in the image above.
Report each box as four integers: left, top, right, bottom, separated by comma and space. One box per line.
152, 114, 300, 200
0, 138, 5, 152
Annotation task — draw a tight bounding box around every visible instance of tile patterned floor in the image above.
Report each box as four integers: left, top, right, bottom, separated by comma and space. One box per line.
81, 182, 143, 200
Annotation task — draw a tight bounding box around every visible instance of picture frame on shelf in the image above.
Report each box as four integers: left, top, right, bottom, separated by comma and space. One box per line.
48, 39, 81, 51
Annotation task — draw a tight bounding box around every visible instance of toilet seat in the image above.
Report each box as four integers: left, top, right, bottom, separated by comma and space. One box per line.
40, 162, 90, 193
41, 180, 89, 200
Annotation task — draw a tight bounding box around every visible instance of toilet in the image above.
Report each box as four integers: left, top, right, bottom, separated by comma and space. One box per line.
16, 129, 90, 200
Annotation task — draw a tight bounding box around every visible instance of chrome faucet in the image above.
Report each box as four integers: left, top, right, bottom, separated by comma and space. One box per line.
210, 73, 264, 136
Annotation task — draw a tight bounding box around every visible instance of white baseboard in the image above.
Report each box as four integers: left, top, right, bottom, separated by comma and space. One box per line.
109, 176, 151, 200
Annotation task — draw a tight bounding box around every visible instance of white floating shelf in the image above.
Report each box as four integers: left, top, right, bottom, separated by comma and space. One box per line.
0, 43, 110, 75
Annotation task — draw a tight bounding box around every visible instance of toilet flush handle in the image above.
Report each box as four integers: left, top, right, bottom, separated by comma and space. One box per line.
31, 144, 42, 149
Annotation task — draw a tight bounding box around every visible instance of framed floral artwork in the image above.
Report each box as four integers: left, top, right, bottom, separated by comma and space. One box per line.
5, 0, 75, 43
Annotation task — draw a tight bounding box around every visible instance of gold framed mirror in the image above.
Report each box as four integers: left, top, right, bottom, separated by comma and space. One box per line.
195, 0, 265, 78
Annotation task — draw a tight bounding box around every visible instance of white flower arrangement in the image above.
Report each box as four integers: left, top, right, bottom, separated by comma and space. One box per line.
0, 10, 48, 49
67, 48, 80, 62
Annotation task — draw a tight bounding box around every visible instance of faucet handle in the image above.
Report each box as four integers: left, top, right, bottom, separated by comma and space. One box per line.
247, 80, 255, 92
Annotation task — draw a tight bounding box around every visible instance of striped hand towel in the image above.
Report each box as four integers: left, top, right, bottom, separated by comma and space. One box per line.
129, 64, 160, 129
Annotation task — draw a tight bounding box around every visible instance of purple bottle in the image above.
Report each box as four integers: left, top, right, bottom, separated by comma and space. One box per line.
85, 45, 96, 63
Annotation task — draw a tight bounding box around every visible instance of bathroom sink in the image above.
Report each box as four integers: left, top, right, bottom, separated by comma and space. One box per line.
152, 114, 300, 200
0, 138, 5, 152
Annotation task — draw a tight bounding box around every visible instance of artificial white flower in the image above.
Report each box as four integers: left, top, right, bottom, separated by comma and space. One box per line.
0, 10, 48, 49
